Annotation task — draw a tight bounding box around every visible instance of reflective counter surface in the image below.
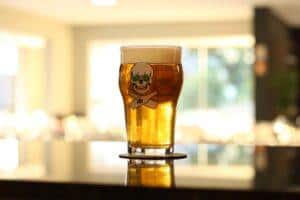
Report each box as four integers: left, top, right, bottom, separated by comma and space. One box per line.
0, 139, 299, 197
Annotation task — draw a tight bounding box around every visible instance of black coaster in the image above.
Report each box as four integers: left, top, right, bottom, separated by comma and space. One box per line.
119, 153, 187, 160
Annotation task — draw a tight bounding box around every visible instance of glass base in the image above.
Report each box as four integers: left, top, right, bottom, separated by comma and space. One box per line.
128, 146, 174, 155
119, 144, 187, 160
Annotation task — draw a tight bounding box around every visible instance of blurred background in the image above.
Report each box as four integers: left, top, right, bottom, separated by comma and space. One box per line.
0, 0, 299, 144
0, 0, 300, 187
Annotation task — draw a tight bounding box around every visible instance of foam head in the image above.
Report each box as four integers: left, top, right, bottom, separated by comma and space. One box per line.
121, 45, 181, 64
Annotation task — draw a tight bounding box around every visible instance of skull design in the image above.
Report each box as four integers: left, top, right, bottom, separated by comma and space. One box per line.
130, 62, 153, 95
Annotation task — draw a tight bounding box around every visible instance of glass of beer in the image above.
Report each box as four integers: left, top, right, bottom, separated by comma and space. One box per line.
119, 46, 183, 155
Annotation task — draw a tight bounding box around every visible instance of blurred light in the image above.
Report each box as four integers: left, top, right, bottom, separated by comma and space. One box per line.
16, 35, 45, 48
0, 139, 18, 172
14, 111, 31, 134
255, 44, 268, 61
63, 115, 84, 141
0, 42, 18, 76
223, 84, 237, 100
243, 51, 254, 65
223, 49, 240, 64
273, 117, 293, 145
31, 110, 49, 127
91, 0, 117, 6
28, 110, 51, 138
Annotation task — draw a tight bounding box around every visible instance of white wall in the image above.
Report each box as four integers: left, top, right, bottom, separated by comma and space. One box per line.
0, 5, 73, 115
18, 47, 46, 111
72, 21, 252, 114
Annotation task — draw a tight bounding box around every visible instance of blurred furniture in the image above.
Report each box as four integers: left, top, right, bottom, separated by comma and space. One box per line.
255, 7, 298, 121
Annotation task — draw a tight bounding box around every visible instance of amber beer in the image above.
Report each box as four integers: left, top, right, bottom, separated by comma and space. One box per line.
119, 46, 183, 154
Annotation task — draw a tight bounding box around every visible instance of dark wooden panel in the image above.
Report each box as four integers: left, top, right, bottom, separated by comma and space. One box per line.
290, 28, 300, 117
254, 7, 295, 121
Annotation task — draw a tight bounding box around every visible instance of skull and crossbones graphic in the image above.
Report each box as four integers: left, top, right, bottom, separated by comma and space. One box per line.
129, 62, 157, 108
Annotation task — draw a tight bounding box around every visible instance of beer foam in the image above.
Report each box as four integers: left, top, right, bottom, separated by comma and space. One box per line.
121, 46, 181, 64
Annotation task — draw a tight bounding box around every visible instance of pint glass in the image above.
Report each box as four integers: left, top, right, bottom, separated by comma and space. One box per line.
119, 46, 183, 154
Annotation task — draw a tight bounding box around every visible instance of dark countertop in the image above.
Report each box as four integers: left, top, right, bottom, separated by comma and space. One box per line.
0, 139, 299, 199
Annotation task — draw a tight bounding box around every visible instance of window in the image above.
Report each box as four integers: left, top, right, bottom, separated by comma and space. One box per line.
88, 37, 254, 142
0, 32, 46, 113
88, 44, 125, 135
178, 48, 200, 111
177, 46, 254, 141
0, 35, 19, 111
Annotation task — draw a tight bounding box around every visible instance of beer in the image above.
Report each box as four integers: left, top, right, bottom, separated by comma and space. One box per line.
127, 160, 174, 187
119, 46, 183, 153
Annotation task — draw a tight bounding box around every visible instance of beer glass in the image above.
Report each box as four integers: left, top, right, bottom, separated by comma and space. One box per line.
119, 46, 183, 155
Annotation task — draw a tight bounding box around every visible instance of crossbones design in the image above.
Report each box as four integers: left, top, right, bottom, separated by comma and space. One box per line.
129, 62, 157, 108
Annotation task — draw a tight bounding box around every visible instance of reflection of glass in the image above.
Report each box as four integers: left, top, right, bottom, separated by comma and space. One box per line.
119, 46, 182, 154
126, 159, 174, 187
